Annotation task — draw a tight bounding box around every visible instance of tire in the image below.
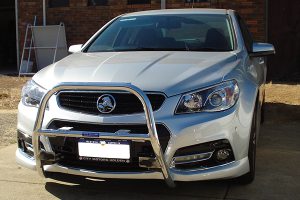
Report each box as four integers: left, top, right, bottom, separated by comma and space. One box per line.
261, 92, 265, 124
237, 103, 258, 184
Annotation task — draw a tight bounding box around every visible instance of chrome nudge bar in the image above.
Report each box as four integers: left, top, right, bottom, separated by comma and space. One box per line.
32, 82, 175, 187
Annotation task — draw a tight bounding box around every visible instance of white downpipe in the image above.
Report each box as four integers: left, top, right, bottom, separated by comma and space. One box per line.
161, 0, 166, 9
43, 0, 46, 26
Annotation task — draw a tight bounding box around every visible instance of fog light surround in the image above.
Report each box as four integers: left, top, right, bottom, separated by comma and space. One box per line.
173, 139, 235, 170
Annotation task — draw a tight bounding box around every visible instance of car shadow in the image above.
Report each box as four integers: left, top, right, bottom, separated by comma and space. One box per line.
45, 173, 231, 199
263, 102, 300, 124
258, 102, 300, 152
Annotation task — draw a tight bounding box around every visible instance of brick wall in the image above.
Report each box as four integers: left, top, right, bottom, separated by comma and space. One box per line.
18, 0, 266, 51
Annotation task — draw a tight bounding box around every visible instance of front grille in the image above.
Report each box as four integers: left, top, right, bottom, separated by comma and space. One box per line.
57, 91, 166, 115
47, 121, 171, 172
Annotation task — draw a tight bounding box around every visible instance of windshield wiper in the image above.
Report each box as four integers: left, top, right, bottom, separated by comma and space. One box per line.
116, 47, 188, 51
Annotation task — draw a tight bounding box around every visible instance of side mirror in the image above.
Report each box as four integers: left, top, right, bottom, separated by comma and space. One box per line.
68, 44, 83, 53
249, 43, 275, 57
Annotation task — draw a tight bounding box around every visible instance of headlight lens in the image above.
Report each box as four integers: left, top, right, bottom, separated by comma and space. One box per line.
21, 80, 46, 107
175, 80, 239, 114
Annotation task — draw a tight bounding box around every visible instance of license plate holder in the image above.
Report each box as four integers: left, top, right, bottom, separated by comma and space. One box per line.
78, 139, 131, 163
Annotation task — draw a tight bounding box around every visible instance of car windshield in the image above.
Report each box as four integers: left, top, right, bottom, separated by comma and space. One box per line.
85, 14, 235, 52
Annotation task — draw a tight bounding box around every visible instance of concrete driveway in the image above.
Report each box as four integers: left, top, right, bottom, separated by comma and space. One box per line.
0, 106, 299, 199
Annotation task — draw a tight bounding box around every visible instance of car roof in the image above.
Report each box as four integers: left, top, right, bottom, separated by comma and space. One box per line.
122, 8, 230, 17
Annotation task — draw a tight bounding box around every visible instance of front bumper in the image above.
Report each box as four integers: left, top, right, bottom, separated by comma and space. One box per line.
16, 148, 249, 181
16, 83, 251, 186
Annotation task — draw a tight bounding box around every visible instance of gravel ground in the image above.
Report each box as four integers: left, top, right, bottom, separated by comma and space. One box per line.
0, 76, 29, 149
0, 110, 18, 149
265, 82, 300, 105
0, 76, 29, 110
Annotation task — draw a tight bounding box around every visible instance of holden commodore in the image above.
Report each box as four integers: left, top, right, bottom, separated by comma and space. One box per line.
16, 9, 275, 187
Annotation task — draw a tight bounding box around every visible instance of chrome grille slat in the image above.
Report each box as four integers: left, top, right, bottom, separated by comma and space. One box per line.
59, 99, 96, 104
60, 105, 96, 110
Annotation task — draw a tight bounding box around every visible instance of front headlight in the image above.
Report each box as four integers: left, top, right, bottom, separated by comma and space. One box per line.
175, 80, 239, 114
21, 80, 46, 107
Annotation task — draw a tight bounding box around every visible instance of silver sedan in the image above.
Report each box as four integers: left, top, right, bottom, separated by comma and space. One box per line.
16, 9, 275, 187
